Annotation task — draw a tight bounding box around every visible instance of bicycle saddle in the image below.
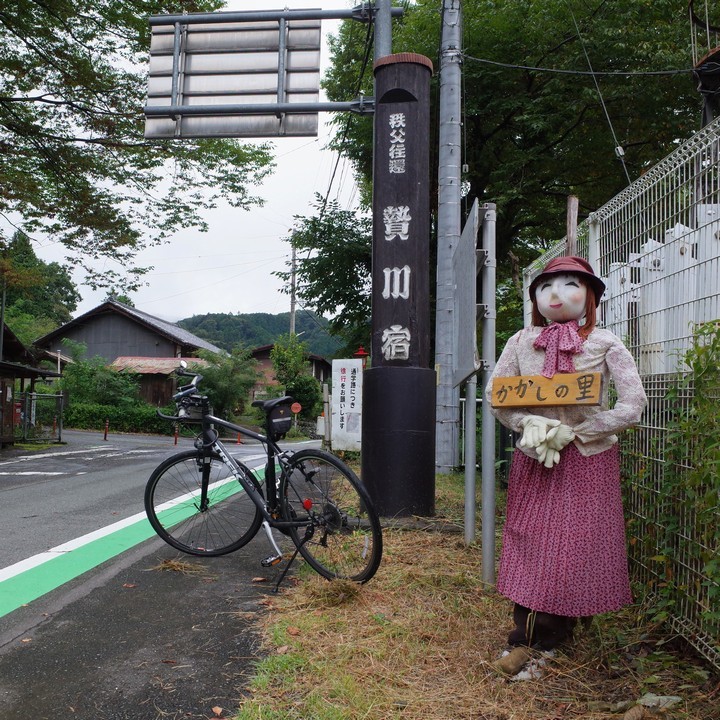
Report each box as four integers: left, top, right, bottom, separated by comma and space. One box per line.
252, 396, 294, 412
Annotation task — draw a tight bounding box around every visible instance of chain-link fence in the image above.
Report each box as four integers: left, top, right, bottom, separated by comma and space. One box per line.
16, 392, 64, 443
524, 117, 720, 667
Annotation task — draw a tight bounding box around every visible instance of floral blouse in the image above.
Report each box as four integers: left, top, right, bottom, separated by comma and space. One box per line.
486, 326, 648, 457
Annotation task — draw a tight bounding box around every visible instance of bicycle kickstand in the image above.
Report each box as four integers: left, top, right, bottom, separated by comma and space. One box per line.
271, 525, 314, 594
271, 546, 301, 593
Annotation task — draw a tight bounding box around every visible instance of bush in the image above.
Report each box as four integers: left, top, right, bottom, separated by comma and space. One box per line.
64, 402, 172, 434
286, 373, 322, 419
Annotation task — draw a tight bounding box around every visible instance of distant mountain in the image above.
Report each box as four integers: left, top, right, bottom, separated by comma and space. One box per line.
177, 310, 342, 358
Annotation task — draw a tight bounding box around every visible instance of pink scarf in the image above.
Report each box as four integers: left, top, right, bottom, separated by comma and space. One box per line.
533, 320, 584, 378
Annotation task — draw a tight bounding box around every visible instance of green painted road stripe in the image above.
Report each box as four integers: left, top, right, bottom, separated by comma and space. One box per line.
0, 516, 156, 619
0, 459, 274, 619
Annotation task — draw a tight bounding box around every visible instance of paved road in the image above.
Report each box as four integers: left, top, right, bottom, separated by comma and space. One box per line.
0, 430, 316, 720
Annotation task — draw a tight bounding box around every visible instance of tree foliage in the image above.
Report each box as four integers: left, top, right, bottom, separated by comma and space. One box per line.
286, 373, 322, 419
192, 346, 259, 419
58, 339, 141, 407
270, 333, 309, 388
1, 231, 80, 344
315, 0, 701, 340
0, 1, 274, 289
274, 197, 372, 354
178, 308, 340, 358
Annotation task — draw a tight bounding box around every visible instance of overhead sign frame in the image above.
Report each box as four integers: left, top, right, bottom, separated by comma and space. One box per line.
143, 6, 403, 139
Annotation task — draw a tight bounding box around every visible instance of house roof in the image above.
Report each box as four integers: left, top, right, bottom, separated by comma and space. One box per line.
110, 356, 210, 375
0, 325, 59, 379
35, 299, 224, 354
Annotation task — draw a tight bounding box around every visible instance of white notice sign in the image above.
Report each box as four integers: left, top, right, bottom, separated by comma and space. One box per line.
331, 359, 363, 451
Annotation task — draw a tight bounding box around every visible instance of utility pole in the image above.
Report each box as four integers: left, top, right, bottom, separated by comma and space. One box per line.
434, 0, 462, 472
289, 244, 297, 335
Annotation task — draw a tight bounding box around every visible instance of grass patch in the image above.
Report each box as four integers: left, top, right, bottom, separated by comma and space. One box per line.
235, 474, 719, 720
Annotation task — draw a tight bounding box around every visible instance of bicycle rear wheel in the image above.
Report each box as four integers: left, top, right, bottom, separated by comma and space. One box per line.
145, 450, 263, 556
280, 449, 383, 582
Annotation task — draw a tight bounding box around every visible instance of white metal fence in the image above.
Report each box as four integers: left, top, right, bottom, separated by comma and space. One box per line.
524, 116, 720, 667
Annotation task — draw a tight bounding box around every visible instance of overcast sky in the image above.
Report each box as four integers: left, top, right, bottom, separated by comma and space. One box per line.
37, 0, 363, 323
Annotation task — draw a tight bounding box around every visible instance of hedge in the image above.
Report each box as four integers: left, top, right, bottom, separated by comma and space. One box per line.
64, 403, 173, 435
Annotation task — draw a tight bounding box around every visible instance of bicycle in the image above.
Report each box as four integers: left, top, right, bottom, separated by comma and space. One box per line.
144, 362, 383, 589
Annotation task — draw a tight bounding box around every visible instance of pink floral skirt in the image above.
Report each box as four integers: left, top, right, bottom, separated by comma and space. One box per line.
497, 443, 632, 617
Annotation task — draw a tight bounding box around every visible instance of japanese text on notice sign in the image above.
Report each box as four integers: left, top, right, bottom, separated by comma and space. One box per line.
491, 372, 603, 408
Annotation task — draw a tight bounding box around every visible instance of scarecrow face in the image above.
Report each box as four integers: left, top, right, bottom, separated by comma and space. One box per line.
536, 273, 588, 323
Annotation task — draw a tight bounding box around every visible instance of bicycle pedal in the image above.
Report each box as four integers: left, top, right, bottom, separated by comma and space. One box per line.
261, 554, 283, 568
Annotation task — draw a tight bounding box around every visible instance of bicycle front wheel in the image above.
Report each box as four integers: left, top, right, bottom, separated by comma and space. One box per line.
144, 450, 263, 556
280, 449, 383, 582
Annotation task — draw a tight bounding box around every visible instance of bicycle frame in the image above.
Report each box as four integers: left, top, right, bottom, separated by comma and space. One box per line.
189, 411, 313, 531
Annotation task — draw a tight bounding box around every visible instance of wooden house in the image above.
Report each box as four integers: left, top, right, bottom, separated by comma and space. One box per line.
109, 356, 209, 407
0, 325, 60, 446
34, 299, 223, 364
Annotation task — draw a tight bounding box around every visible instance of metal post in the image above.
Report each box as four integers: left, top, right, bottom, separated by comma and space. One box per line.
435, 0, 462, 472
373, 0, 392, 63
480, 204, 497, 584
464, 377, 477, 545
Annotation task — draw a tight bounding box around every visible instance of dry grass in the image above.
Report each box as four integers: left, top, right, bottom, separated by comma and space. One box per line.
234, 476, 719, 720
148, 557, 207, 575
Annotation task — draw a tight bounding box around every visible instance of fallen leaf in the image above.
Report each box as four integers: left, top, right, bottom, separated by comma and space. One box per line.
251, 577, 268, 583
287, 626, 301, 636
122, 583, 137, 588
161, 659, 177, 665
276, 645, 289, 655
20, 638, 31, 643
212, 706, 223, 717
622, 706, 650, 720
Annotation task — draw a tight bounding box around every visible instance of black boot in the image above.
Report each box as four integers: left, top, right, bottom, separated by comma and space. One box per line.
507, 604, 577, 649
508, 603, 531, 646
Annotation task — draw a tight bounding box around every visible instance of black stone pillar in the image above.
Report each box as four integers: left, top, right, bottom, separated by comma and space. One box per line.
362, 53, 435, 517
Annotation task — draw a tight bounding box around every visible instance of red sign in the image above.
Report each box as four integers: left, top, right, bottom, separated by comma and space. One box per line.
291, 402, 302, 414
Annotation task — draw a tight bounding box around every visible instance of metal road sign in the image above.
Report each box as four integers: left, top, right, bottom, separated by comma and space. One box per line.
145, 12, 322, 138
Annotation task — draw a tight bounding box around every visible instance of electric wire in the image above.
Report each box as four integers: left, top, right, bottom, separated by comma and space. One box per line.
461, 53, 692, 77
319, 17, 374, 217
566, 4, 632, 186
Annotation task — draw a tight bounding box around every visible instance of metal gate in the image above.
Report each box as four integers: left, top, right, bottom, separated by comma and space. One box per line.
16, 392, 64, 443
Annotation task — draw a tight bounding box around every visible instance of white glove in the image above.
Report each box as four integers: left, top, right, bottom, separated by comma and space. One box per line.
536, 443, 561, 468
545, 423, 575, 451
536, 424, 575, 468
519, 415, 561, 450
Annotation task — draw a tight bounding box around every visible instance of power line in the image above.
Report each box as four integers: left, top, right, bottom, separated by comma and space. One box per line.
462, 53, 692, 77
566, 4, 632, 185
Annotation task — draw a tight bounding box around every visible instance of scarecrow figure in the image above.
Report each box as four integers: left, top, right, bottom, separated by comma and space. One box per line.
486, 256, 647, 655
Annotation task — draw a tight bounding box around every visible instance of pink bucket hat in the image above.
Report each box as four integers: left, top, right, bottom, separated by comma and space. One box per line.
529, 255, 605, 304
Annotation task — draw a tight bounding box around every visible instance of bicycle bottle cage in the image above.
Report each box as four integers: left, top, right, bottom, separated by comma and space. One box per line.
268, 404, 293, 440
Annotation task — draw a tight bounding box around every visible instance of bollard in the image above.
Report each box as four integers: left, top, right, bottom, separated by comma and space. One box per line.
103, 418, 109, 441
174, 424, 178, 445
236, 433, 243, 444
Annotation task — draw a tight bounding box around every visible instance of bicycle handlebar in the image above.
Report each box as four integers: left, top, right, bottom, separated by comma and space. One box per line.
157, 409, 183, 421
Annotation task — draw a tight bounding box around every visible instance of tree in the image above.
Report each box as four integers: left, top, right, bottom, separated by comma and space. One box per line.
318, 0, 700, 332
270, 333, 322, 419
59, 340, 141, 407
286, 373, 322, 420
270, 333, 310, 388
1, 231, 80, 343
274, 197, 372, 354
0, 1, 274, 290
191, 346, 258, 420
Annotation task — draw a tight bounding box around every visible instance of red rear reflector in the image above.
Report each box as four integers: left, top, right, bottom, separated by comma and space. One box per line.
302, 499, 313, 511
